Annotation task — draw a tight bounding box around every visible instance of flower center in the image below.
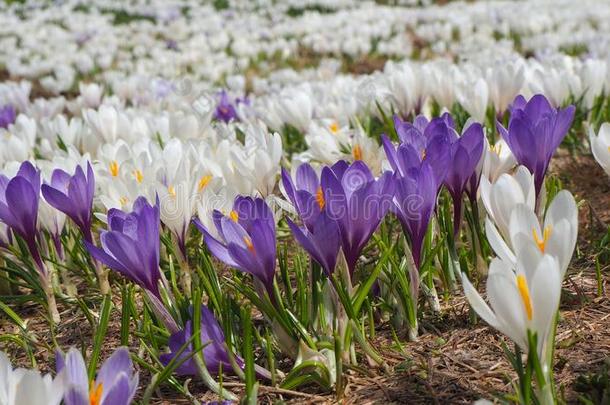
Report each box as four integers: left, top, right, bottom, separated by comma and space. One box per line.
421, 148, 426, 160
243, 236, 255, 253
315, 186, 325, 210
516, 274, 533, 321
133, 169, 143, 183
532, 226, 551, 253
329, 122, 339, 134
109, 161, 119, 177
490, 143, 503, 156
119, 196, 129, 206
352, 144, 362, 161
89, 381, 103, 405
229, 210, 239, 222
168, 185, 176, 198
198, 175, 212, 192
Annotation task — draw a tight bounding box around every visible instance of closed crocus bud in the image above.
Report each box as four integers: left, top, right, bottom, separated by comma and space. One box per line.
589, 123, 610, 176
78, 82, 104, 109
480, 165, 536, 241
486, 61, 525, 116
276, 87, 313, 132
458, 77, 489, 123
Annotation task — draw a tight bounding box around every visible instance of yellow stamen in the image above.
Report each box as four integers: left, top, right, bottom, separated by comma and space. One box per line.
352, 144, 362, 161
421, 149, 426, 160
329, 122, 339, 134
229, 210, 239, 222
244, 236, 255, 253
198, 175, 212, 192
532, 226, 551, 253
89, 381, 103, 405
315, 186, 325, 210
133, 169, 143, 184
490, 143, 503, 156
109, 161, 119, 177
119, 196, 129, 206
168, 185, 176, 198
516, 274, 533, 321
607, 146, 610, 153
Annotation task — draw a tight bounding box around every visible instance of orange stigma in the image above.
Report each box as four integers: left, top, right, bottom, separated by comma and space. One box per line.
109, 161, 119, 177
198, 175, 212, 192
532, 226, 551, 253
315, 186, 325, 210
89, 382, 103, 405
133, 169, 143, 183
352, 144, 362, 161
244, 236, 255, 253
516, 275, 533, 321
329, 122, 339, 134
229, 210, 239, 222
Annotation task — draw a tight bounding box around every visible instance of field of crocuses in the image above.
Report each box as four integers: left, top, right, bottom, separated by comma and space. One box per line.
1, 0, 610, 404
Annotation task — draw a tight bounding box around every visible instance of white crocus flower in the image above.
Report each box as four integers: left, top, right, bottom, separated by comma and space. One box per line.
480, 165, 536, 240
349, 124, 385, 175
507, 191, 578, 279
276, 87, 313, 133
486, 61, 525, 115
78, 82, 104, 109
481, 138, 516, 183
0, 351, 65, 405
463, 253, 561, 365
589, 123, 610, 176
458, 77, 489, 123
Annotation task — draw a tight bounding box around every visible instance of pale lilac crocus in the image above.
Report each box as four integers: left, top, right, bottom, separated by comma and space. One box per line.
56, 347, 138, 405
41, 162, 95, 242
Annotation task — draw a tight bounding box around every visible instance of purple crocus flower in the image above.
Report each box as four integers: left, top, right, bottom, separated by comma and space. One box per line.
85, 196, 162, 298
383, 115, 452, 183
214, 91, 238, 123
320, 161, 394, 276
0, 161, 45, 272
0, 105, 16, 129
281, 161, 347, 231
194, 196, 276, 297
41, 162, 95, 242
498, 94, 575, 198
287, 209, 340, 276
160, 305, 244, 376
443, 122, 484, 235
57, 347, 138, 405
393, 162, 442, 271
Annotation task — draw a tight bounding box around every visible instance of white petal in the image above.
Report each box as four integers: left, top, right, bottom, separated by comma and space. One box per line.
462, 273, 500, 330
487, 258, 528, 349
485, 218, 516, 265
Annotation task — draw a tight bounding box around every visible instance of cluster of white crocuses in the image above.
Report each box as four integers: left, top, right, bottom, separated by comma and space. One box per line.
464, 162, 578, 401
3, 0, 609, 95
